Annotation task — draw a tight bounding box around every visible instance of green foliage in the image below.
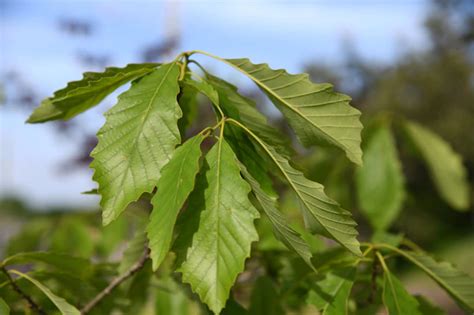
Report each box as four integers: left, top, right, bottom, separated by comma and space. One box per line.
178, 138, 260, 314
404, 120, 470, 210
2, 50, 469, 314
356, 125, 405, 230
147, 134, 206, 270
90, 62, 182, 225
379, 263, 421, 315
10, 270, 80, 314
223, 57, 363, 164
27, 63, 158, 123
0, 298, 10, 315
395, 249, 474, 311
307, 267, 356, 314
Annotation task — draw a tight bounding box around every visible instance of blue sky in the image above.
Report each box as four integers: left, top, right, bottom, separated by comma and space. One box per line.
0, 0, 429, 208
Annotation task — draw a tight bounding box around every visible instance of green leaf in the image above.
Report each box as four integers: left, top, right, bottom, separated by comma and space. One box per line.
147, 134, 206, 270
155, 278, 192, 315
0, 298, 9, 315
234, 125, 361, 255
404, 121, 469, 210
27, 63, 158, 123
398, 250, 474, 312
415, 296, 446, 315
249, 276, 284, 315
239, 163, 313, 269
205, 74, 293, 158
182, 73, 220, 106
382, 270, 421, 315
2, 252, 92, 279
179, 137, 259, 314
118, 230, 148, 275
356, 125, 405, 230
9, 270, 80, 315
221, 299, 249, 315
90, 62, 182, 225
177, 79, 199, 137
222, 57, 362, 164
307, 267, 356, 315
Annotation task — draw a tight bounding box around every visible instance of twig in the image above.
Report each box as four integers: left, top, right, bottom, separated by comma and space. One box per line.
1, 266, 46, 314
80, 248, 150, 314
368, 253, 378, 304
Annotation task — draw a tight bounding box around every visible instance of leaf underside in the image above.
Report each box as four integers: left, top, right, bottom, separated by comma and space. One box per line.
28, 63, 158, 123
382, 270, 421, 315
249, 137, 361, 256
90, 62, 182, 225
224, 58, 363, 164
239, 163, 313, 268
401, 250, 474, 312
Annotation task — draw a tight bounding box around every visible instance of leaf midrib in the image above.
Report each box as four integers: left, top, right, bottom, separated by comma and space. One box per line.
110, 63, 176, 208
228, 119, 351, 250
378, 244, 472, 311
196, 52, 357, 159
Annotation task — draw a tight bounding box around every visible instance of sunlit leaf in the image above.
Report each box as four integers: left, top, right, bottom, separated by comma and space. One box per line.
27, 63, 158, 123
356, 125, 405, 230
147, 134, 206, 270
178, 138, 259, 314
91, 62, 182, 225
404, 121, 469, 210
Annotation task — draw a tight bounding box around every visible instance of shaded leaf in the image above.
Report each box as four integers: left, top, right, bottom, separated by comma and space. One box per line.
398, 250, 474, 312
206, 73, 293, 158
28, 63, 158, 123
9, 270, 80, 315
179, 138, 259, 314
223, 58, 362, 164
307, 267, 356, 315
382, 270, 421, 315
415, 296, 446, 315
249, 276, 284, 315
239, 163, 313, 269
356, 125, 405, 230
147, 134, 206, 270
238, 129, 361, 255
118, 230, 147, 275
2, 252, 92, 279
404, 121, 469, 210
90, 62, 182, 225
178, 79, 199, 136
0, 298, 9, 315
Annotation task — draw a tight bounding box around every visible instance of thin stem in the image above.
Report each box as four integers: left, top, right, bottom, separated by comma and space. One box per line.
187, 59, 208, 75
1, 267, 45, 314
80, 248, 150, 314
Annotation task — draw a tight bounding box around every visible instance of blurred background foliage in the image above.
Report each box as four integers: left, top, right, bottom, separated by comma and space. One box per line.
0, 0, 473, 314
